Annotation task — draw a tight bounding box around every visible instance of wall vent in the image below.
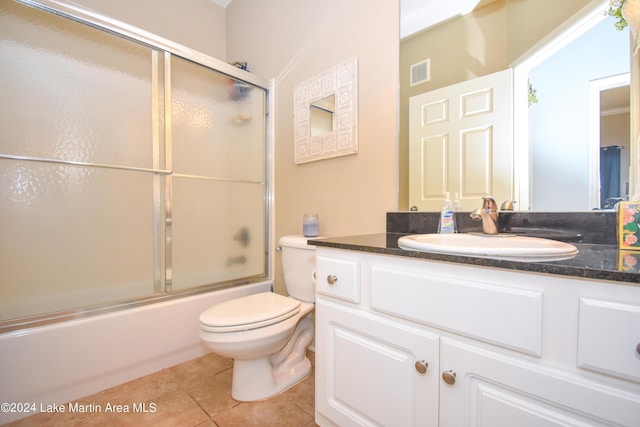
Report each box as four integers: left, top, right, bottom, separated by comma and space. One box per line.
410, 59, 430, 87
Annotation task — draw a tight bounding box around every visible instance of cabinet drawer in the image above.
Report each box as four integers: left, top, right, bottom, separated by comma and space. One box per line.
578, 298, 640, 383
370, 265, 543, 356
316, 255, 360, 303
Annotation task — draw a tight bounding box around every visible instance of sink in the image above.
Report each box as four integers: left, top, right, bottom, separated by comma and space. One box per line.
397, 233, 578, 262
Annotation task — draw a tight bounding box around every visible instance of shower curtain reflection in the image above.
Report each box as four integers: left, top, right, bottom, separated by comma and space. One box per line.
600, 145, 622, 209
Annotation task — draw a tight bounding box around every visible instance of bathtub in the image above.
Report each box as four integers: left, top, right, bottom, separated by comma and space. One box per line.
0, 281, 271, 424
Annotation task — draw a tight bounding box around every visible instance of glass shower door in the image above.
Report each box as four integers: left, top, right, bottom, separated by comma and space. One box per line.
0, 1, 163, 321
169, 57, 267, 290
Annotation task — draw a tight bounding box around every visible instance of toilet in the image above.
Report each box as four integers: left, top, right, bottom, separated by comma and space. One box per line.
199, 235, 317, 401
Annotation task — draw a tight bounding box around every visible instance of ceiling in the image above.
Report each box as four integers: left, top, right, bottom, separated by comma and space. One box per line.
210, 0, 232, 7
400, 0, 483, 39
208, 0, 489, 40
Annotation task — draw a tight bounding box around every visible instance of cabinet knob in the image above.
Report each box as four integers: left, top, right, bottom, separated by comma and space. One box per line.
442, 370, 457, 385
415, 360, 429, 374
327, 275, 338, 285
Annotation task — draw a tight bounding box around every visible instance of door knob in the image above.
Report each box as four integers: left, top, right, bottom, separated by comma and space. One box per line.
415, 360, 428, 374
442, 370, 456, 385
327, 275, 338, 285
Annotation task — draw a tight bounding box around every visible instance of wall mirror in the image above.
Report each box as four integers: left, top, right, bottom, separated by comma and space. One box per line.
294, 57, 358, 164
310, 94, 336, 137
400, 0, 638, 212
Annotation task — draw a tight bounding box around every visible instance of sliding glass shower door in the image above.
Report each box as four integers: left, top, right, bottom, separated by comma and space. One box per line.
0, 0, 269, 326
170, 57, 267, 291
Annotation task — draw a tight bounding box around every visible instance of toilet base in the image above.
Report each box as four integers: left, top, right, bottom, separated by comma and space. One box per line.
231, 355, 311, 401
230, 317, 314, 401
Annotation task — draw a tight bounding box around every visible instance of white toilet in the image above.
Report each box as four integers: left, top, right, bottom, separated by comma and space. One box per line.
199, 235, 317, 401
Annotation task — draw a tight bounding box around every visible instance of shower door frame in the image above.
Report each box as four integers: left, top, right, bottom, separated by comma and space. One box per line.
1, 0, 274, 333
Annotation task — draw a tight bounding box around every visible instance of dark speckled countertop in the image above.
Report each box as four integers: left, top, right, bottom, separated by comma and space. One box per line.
307, 212, 640, 285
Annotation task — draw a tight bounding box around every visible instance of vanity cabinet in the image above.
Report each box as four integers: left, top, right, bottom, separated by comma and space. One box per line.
314, 248, 640, 427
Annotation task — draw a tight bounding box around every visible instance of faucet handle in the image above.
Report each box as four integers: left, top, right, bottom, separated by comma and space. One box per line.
500, 199, 516, 211
470, 208, 483, 221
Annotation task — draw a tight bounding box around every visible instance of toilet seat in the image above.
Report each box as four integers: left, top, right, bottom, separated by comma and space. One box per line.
199, 292, 301, 333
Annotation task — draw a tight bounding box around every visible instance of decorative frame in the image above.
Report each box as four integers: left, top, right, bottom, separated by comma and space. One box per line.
293, 57, 358, 164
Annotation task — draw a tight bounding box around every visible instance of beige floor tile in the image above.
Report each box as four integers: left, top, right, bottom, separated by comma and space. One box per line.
4, 408, 88, 427
6, 351, 316, 427
188, 368, 239, 418
282, 367, 315, 417
170, 352, 233, 387
94, 388, 210, 427
212, 393, 316, 427
84, 366, 181, 407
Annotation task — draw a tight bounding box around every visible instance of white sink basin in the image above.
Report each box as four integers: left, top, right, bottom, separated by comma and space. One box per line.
397, 233, 578, 262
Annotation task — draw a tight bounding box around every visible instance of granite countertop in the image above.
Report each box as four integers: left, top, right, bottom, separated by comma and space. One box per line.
308, 233, 640, 285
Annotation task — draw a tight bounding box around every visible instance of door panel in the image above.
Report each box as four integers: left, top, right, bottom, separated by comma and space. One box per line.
461, 126, 492, 196
421, 134, 449, 199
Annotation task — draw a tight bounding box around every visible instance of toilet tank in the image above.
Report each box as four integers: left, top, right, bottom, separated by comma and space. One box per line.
279, 235, 318, 303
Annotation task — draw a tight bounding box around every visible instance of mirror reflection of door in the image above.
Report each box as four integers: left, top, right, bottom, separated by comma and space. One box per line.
310, 94, 335, 137
595, 77, 631, 209
408, 70, 513, 211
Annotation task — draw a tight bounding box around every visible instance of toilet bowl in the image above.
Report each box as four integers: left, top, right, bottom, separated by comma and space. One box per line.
199, 235, 318, 401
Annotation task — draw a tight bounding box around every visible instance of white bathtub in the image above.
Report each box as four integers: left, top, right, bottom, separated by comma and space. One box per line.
0, 281, 272, 424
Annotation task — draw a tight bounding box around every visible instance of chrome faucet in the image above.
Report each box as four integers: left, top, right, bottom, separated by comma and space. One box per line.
470, 196, 499, 235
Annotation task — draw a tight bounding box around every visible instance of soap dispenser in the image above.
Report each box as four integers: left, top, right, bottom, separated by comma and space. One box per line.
438, 192, 457, 234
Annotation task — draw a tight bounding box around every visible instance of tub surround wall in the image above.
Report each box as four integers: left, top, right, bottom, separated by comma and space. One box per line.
0, 282, 271, 424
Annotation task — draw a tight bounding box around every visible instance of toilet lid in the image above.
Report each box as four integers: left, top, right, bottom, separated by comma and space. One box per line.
199, 292, 301, 332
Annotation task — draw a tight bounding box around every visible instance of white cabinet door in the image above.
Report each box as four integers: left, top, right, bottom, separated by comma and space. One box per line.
577, 298, 640, 384
440, 338, 640, 427
316, 299, 440, 427
409, 69, 513, 211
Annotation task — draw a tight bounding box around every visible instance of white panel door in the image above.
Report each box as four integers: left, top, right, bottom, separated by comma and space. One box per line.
409, 69, 513, 211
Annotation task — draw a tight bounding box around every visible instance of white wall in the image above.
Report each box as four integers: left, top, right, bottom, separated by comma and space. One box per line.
225, 0, 400, 294
529, 17, 629, 211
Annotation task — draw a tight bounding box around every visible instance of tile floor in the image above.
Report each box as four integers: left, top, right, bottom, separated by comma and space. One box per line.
6, 351, 316, 427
